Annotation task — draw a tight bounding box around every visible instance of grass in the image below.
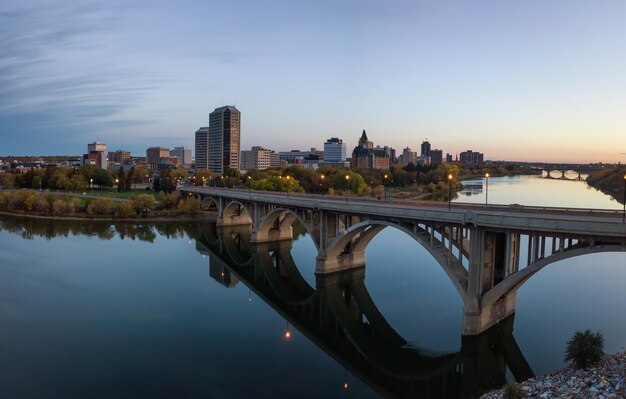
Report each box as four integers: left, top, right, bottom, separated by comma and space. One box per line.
83, 188, 150, 199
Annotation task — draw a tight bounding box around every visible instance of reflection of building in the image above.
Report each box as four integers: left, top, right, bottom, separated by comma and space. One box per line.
350, 130, 390, 170
323, 138, 346, 162
83, 142, 107, 169
195, 127, 209, 170
209, 105, 240, 174
460, 150, 484, 165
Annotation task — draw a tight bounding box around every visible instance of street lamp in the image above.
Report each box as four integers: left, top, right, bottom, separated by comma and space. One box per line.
623, 173, 626, 223
247, 175, 252, 194
383, 173, 388, 201
485, 173, 490, 206
320, 174, 325, 192
285, 175, 291, 197
345, 174, 350, 203
447, 174, 453, 211
90, 178, 93, 191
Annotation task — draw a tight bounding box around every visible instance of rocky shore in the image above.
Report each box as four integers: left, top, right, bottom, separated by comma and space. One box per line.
480, 352, 625, 399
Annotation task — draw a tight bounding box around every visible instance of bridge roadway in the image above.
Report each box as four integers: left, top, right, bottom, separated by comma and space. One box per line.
178, 185, 626, 335
181, 186, 625, 237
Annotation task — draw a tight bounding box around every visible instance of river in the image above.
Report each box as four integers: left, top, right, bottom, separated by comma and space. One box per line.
0, 175, 624, 398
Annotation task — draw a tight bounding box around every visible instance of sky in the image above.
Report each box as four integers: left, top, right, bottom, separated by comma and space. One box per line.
1, 0, 626, 163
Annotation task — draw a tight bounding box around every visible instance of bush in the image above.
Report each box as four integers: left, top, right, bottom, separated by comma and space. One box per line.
87, 197, 115, 215
52, 199, 70, 216
502, 383, 524, 399
564, 329, 604, 369
116, 201, 136, 218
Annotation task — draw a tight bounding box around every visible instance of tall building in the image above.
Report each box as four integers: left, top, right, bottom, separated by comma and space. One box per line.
459, 150, 484, 165
400, 147, 417, 166
241, 146, 273, 171
83, 142, 107, 169
323, 138, 347, 162
109, 150, 131, 164
194, 127, 209, 170
171, 147, 192, 166
420, 140, 431, 158
209, 105, 240, 174
146, 147, 170, 169
430, 149, 443, 165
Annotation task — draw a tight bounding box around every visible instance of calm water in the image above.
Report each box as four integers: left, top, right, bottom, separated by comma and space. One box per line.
0, 177, 624, 398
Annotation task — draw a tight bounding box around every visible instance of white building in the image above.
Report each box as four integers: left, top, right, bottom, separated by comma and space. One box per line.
171, 147, 192, 166
323, 137, 346, 162
241, 146, 274, 171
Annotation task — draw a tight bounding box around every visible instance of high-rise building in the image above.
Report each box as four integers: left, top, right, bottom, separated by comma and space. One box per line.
194, 127, 209, 170
146, 147, 170, 169
400, 147, 418, 166
446, 153, 453, 163
109, 150, 131, 164
430, 149, 443, 165
83, 142, 107, 169
323, 138, 347, 162
420, 140, 431, 158
241, 146, 273, 171
171, 147, 192, 166
459, 150, 484, 165
209, 105, 240, 174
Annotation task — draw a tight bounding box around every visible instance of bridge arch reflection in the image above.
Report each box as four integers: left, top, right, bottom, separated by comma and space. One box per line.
194, 226, 534, 398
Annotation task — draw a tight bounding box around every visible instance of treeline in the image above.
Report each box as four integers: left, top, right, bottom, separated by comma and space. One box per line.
586, 166, 626, 204
0, 164, 150, 192
0, 190, 202, 218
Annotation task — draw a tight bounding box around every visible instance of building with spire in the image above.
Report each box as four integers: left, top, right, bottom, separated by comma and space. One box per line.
350, 130, 390, 170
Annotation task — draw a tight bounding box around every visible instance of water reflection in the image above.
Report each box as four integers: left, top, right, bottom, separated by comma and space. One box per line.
0, 216, 535, 398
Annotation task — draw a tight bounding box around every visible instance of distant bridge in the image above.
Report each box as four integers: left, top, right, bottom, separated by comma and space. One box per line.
178, 186, 626, 335
194, 225, 534, 398
532, 163, 607, 180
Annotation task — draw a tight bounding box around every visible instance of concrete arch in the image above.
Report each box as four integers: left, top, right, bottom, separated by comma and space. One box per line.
218, 200, 252, 226
481, 244, 626, 309
201, 196, 219, 211
252, 207, 315, 245
323, 220, 469, 302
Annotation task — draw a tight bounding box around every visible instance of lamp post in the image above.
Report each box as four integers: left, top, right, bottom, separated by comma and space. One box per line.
383, 173, 388, 201
623, 173, 626, 223
285, 175, 291, 197
447, 174, 453, 211
247, 175, 252, 195
485, 173, 490, 206
320, 174, 325, 193
345, 174, 350, 203
90, 178, 93, 191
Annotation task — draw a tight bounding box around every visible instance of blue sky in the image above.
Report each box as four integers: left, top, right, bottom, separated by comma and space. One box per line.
1, 0, 626, 162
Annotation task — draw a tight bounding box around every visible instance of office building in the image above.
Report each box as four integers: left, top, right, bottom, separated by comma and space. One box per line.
459, 150, 484, 165
146, 147, 170, 169
171, 147, 192, 166
400, 147, 418, 167
195, 127, 209, 170
241, 146, 274, 171
209, 105, 240, 174
109, 150, 131, 164
323, 138, 347, 163
83, 142, 107, 169
430, 149, 443, 165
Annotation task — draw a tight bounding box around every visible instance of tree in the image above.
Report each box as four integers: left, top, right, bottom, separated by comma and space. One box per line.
0, 173, 16, 189
169, 168, 189, 187
331, 170, 366, 195
193, 170, 213, 186
93, 168, 113, 188
117, 168, 126, 192
133, 194, 156, 216
564, 329, 604, 369
126, 167, 134, 191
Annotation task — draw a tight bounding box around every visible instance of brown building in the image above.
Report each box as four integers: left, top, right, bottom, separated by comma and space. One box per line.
146, 147, 170, 169
109, 150, 131, 164
350, 130, 390, 170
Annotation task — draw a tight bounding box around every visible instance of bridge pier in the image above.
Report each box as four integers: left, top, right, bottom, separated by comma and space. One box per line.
315, 250, 367, 274
250, 226, 293, 243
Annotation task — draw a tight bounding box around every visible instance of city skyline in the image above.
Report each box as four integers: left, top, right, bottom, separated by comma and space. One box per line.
2, 1, 626, 163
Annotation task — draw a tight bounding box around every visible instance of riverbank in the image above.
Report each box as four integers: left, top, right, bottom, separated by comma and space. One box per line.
480, 351, 625, 398
0, 210, 214, 223
586, 166, 626, 205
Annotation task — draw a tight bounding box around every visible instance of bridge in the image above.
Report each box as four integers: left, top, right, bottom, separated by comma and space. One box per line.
534, 163, 607, 180
178, 186, 626, 336
193, 225, 534, 398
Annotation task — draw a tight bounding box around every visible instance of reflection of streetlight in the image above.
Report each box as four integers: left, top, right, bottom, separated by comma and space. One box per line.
345, 174, 350, 203
447, 174, 453, 211
623, 174, 626, 223
485, 173, 490, 206
284, 322, 291, 339
343, 368, 349, 390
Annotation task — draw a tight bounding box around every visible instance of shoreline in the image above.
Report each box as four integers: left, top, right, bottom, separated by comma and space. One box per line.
480, 351, 625, 398
0, 210, 215, 223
